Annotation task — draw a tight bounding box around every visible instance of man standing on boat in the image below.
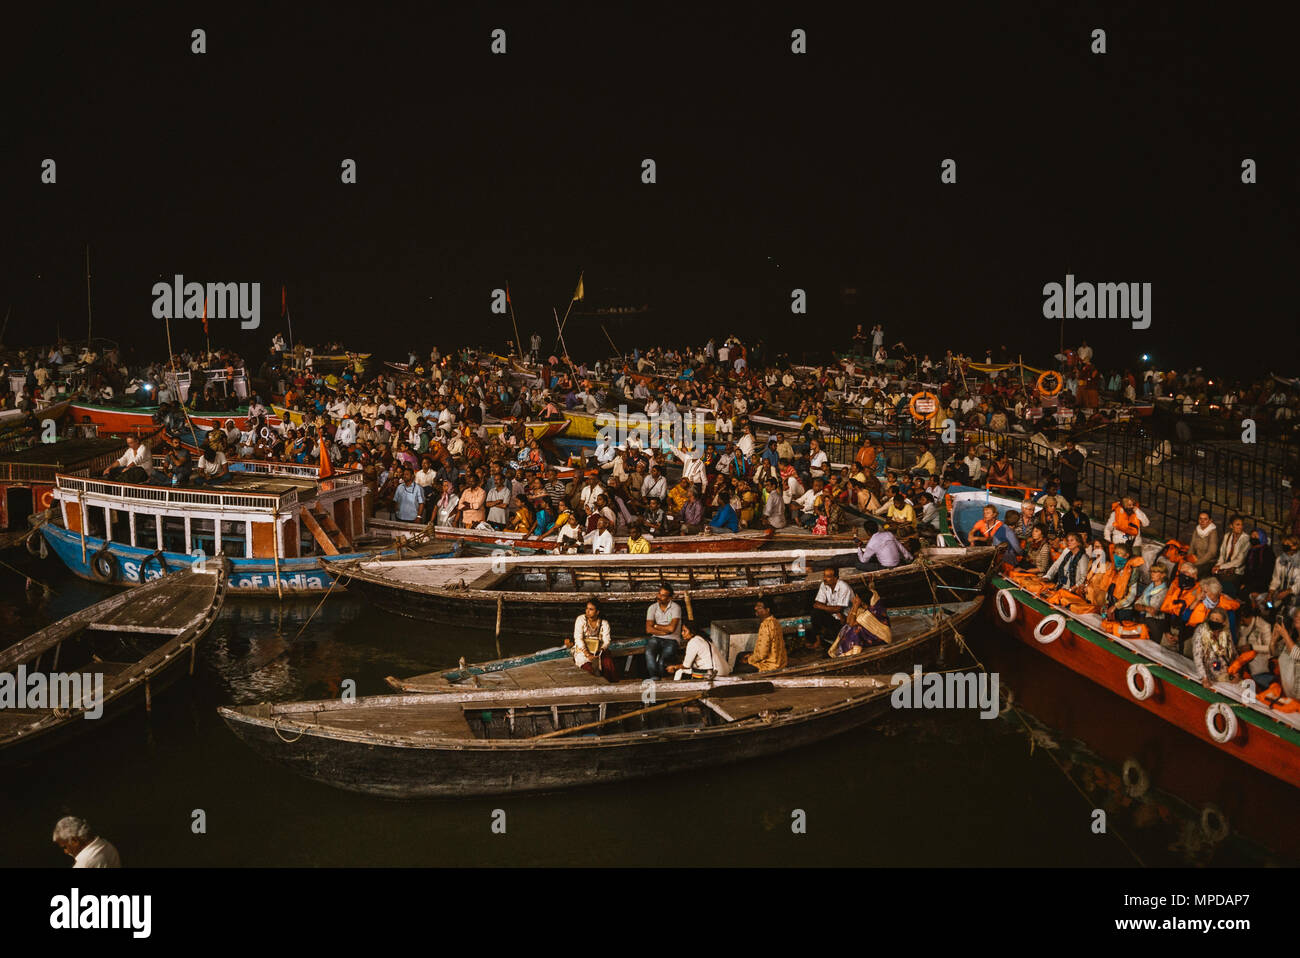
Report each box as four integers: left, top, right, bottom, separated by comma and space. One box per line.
644, 584, 683, 679
103, 435, 152, 484
393, 467, 425, 523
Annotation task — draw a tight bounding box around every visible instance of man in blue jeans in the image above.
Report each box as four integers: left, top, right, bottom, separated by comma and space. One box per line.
644, 584, 683, 679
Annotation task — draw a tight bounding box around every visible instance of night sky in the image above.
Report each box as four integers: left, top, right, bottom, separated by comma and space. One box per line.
3, 4, 1294, 376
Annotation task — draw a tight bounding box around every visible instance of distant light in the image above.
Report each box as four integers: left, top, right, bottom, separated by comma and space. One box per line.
1140, 354, 1150, 362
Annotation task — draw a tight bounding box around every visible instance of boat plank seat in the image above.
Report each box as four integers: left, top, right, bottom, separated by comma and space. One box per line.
90, 581, 213, 634
286, 707, 475, 739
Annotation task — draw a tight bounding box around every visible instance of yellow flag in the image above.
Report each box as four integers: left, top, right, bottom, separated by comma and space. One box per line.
572, 274, 584, 302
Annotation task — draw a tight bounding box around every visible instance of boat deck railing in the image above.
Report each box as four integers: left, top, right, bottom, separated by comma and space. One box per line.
55, 473, 297, 513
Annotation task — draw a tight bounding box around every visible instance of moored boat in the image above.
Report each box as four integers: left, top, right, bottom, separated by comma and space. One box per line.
218, 673, 906, 798
387, 597, 983, 692
986, 571, 1300, 792
339, 545, 998, 637
39, 459, 459, 594
0, 563, 226, 760
364, 520, 776, 554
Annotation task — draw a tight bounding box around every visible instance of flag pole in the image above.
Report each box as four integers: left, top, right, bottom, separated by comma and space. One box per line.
555, 269, 583, 345
507, 283, 523, 358
84, 244, 93, 350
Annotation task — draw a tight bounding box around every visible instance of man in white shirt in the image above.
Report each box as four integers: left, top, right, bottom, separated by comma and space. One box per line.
103, 435, 153, 482
640, 465, 667, 504
673, 443, 707, 490
594, 436, 616, 468
811, 567, 854, 647
808, 439, 829, 479
584, 516, 614, 554
579, 474, 606, 515
53, 816, 120, 868
194, 447, 229, 485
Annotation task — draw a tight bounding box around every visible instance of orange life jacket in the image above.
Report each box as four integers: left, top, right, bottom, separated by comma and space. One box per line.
1184, 593, 1241, 627
1091, 555, 1145, 609
1160, 582, 1199, 617
972, 518, 1003, 540
1110, 502, 1142, 537
1098, 620, 1150, 641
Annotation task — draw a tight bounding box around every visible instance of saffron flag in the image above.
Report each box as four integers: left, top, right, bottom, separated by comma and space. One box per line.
281, 285, 287, 317
318, 435, 335, 479
202, 298, 209, 336
572, 274, 584, 303
506, 283, 512, 306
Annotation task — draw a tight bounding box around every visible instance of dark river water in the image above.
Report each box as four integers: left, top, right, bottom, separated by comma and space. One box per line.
2, 554, 1294, 868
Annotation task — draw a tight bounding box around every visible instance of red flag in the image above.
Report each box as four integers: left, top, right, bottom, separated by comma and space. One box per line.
281, 285, 286, 317
202, 298, 209, 336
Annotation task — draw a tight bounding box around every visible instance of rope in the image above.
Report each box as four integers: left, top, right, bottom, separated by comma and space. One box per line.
272, 717, 305, 743
0, 557, 58, 595
919, 564, 1146, 866
294, 569, 352, 639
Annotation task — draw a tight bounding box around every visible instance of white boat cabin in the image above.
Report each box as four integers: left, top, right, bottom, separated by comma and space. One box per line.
51, 460, 370, 560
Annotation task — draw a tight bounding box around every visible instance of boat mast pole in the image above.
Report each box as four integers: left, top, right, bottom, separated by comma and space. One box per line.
163, 316, 202, 441
506, 283, 523, 359
84, 244, 93, 351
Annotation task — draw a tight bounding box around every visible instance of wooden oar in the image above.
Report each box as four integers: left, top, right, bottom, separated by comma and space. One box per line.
531, 690, 710, 740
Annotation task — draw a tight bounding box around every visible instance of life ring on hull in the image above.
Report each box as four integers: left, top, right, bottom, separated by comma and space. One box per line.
90, 548, 120, 584
1121, 757, 1150, 798
140, 550, 169, 578
38, 489, 55, 510
1036, 371, 1063, 396
1034, 614, 1067, 644
995, 589, 1018, 622
1200, 803, 1230, 844
1204, 702, 1238, 744
1125, 663, 1156, 701
908, 391, 941, 422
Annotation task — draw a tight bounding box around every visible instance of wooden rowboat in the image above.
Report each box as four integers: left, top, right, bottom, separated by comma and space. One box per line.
364, 520, 775, 554
339, 546, 998, 638
0, 563, 226, 760
388, 597, 983, 693
218, 673, 906, 798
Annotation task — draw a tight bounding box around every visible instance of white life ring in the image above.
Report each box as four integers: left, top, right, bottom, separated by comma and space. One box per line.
1125, 663, 1156, 701
1034, 614, 1066, 644
1121, 757, 1150, 798
995, 589, 1018, 623
1200, 803, 1230, 844
1204, 702, 1238, 743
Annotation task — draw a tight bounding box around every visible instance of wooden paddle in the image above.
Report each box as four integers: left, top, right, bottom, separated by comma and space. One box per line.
530, 690, 710, 740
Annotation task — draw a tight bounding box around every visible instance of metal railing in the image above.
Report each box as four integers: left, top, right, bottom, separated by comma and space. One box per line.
56, 473, 295, 512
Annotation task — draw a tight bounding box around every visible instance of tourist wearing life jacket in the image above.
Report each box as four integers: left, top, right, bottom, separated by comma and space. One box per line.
968, 505, 1003, 548
1103, 496, 1150, 546
1044, 533, 1089, 592
1090, 542, 1144, 616
1182, 577, 1240, 632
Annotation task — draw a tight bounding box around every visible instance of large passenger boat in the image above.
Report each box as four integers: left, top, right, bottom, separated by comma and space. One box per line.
38, 458, 457, 594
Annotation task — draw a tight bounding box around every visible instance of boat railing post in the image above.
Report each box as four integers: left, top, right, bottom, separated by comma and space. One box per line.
78, 490, 87, 565
273, 512, 283, 600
